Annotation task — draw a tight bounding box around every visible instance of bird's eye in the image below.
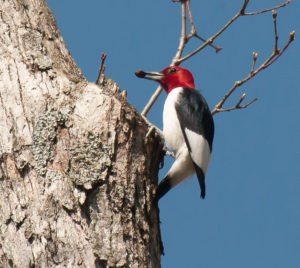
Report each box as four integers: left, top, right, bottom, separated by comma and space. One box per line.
168, 68, 178, 74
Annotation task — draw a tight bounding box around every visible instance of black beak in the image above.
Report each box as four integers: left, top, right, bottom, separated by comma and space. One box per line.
135, 70, 165, 81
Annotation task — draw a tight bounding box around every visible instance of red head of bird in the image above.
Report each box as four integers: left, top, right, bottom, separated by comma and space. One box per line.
135, 66, 195, 94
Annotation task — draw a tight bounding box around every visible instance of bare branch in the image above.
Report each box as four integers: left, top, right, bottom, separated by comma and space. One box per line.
141, 0, 293, 117
193, 34, 223, 53
261, 30, 294, 68
173, 0, 187, 62
177, 0, 291, 64
176, 0, 249, 64
186, 0, 196, 37
183, 1, 222, 56
236, 93, 247, 106
212, 94, 258, 114
272, 10, 279, 54
250, 52, 258, 75
240, 0, 250, 15
186, 0, 222, 53
244, 0, 291, 16
141, 85, 163, 117
142, 0, 222, 116
96, 52, 107, 86
141, 1, 187, 116
177, 23, 231, 63
211, 29, 295, 116
211, 7, 294, 116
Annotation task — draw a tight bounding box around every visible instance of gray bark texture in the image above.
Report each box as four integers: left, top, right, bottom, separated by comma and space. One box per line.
0, 0, 164, 267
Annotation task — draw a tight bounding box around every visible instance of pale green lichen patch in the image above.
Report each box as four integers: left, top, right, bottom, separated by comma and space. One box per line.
69, 132, 112, 188
32, 110, 68, 176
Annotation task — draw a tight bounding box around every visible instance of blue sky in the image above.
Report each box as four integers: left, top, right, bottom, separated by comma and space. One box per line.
47, 1, 300, 267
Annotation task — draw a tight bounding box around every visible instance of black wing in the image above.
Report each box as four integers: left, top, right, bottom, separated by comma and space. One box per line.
175, 87, 214, 198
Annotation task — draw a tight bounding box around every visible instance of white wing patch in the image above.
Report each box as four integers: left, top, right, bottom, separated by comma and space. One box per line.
184, 128, 211, 174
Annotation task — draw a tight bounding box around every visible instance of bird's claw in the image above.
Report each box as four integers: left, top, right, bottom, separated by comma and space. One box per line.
142, 115, 164, 140
164, 149, 175, 159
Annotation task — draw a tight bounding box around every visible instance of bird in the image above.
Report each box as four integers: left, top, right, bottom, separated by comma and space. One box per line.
135, 66, 214, 202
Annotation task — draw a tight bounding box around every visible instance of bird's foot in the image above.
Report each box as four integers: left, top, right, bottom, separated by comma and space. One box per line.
142, 115, 164, 140
163, 147, 175, 159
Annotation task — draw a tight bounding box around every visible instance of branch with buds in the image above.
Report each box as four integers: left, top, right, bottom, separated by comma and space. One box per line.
212, 12, 295, 115
141, 0, 294, 117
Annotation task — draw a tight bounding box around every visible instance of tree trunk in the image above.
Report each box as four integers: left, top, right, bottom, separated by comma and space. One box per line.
0, 1, 163, 267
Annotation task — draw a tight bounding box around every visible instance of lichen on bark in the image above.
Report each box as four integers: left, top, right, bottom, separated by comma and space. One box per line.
32, 110, 69, 176
70, 132, 113, 189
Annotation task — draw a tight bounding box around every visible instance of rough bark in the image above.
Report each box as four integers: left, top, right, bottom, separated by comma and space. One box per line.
0, 1, 163, 267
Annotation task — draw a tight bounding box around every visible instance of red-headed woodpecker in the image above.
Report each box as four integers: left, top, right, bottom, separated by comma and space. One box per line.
135, 66, 214, 201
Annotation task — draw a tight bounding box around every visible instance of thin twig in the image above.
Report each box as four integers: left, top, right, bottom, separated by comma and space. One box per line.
260, 30, 294, 69
141, 0, 220, 116
236, 93, 247, 106
214, 94, 258, 113
272, 10, 279, 54
240, 0, 249, 15
186, 0, 196, 37
176, 0, 250, 64
186, 1, 222, 52
177, 0, 291, 64
142, 1, 187, 116
250, 52, 258, 75
96, 52, 107, 86
177, 15, 241, 63
211, 30, 295, 115
141, 85, 163, 117
209, 1, 293, 115
244, 0, 291, 16
173, 0, 187, 62
194, 34, 223, 53
141, 0, 292, 117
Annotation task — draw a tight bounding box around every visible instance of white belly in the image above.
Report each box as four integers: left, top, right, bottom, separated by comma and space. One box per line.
162, 87, 211, 174
163, 87, 185, 156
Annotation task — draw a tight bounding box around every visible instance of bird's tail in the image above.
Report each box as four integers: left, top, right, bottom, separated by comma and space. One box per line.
193, 164, 206, 199
153, 175, 172, 203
